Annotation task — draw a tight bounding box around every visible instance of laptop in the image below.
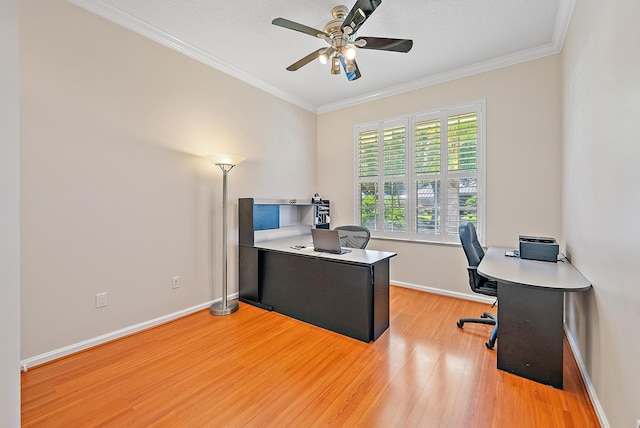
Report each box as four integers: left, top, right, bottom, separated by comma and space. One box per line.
311, 229, 352, 255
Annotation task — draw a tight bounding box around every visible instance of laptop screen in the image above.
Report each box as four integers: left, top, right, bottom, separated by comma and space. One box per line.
311, 229, 351, 254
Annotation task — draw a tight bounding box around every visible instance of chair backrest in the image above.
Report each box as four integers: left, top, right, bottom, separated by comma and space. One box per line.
334, 225, 371, 249
459, 221, 496, 296
458, 222, 484, 267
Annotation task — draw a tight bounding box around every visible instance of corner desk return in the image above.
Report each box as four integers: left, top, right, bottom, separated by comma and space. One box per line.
478, 247, 591, 389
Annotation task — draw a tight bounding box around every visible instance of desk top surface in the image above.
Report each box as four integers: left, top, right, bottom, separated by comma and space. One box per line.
253, 236, 397, 265
478, 247, 591, 291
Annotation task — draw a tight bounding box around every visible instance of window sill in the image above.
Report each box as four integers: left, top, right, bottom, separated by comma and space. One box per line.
369, 236, 461, 248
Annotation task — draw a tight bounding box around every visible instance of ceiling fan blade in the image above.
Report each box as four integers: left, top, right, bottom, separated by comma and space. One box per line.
341, 0, 382, 34
355, 37, 413, 53
339, 56, 362, 81
272, 17, 330, 39
286, 49, 325, 71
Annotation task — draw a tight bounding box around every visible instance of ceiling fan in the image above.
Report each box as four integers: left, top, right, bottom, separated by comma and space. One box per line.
272, 0, 413, 81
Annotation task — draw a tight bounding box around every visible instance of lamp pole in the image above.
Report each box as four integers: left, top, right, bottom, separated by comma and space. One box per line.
208, 154, 244, 316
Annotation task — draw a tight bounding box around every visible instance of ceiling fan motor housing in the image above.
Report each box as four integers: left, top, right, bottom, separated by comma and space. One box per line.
324, 5, 352, 49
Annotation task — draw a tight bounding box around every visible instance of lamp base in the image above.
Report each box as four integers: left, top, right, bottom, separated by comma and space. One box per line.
210, 299, 239, 316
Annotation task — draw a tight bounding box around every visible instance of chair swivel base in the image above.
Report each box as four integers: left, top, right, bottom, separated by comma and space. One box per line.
457, 312, 497, 350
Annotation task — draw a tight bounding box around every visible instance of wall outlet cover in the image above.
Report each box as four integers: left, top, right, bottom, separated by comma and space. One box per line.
96, 292, 107, 308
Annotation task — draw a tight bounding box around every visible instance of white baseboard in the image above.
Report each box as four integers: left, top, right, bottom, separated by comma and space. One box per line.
392, 280, 496, 304
564, 327, 609, 428
20, 296, 234, 372
19, 284, 485, 372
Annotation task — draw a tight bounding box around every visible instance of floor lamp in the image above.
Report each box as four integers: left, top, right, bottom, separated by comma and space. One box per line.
207, 154, 244, 316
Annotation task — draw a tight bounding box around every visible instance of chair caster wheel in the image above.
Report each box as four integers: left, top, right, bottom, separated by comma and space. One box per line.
456, 321, 464, 328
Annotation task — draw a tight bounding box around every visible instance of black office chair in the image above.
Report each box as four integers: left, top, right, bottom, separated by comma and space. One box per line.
457, 221, 498, 350
334, 225, 371, 249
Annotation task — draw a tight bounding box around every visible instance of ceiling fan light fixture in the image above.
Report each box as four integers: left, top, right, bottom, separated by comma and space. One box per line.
345, 59, 356, 73
331, 55, 341, 74
344, 46, 357, 60
319, 52, 329, 65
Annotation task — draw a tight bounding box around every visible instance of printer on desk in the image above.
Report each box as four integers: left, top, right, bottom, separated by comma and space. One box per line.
518, 235, 559, 262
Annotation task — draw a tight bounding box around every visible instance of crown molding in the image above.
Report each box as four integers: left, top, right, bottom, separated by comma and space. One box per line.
317, 42, 562, 113
317, 0, 575, 113
67, 0, 574, 116
66, 0, 318, 113
553, 0, 576, 51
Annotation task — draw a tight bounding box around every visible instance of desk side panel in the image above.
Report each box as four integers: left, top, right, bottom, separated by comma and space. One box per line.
497, 282, 564, 388
239, 198, 254, 246
260, 251, 373, 342
239, 245, 259, 303
372, 261, 390, 341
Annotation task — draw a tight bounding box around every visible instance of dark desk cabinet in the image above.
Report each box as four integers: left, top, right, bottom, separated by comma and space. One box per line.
238, 198, 395, 342
260, 250, 389, 342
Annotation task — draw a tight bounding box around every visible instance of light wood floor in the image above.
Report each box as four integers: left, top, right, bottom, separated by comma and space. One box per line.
21, 286, 600, 427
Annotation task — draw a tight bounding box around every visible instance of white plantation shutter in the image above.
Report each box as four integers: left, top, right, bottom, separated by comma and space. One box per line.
355, 102, 484, 244
356, 121, 408, 237
415, 118, 441, 175
416, 179, 440, 235
358, 129, 379, 179
359, 182, 378, 231
448, 112, 477, 173
414, 116, 442, 236
383, 125, 406, 177
444, 112, 479, 241
382, 124, 406, 233
357, 126, 380, 230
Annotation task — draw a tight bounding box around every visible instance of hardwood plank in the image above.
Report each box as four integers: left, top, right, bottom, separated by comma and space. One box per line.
21, 286, 600, 427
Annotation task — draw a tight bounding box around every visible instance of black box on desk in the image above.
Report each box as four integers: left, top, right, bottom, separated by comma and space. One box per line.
519, 235, 559, 262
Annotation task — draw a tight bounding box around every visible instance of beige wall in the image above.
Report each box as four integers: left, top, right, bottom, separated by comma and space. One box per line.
20, 0, 317, 359
562, 0, 640, 426
318, 56, 563, 296
1, 0, 21, 425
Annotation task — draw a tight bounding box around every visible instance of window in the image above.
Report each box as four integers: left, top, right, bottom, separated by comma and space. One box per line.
355, 101, 485, 244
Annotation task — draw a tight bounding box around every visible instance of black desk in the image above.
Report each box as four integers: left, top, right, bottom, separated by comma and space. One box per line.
478, 247, 591, 388
239, 236, 396, 342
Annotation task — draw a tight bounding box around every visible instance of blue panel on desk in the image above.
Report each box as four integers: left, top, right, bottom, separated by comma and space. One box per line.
254, 205, 280, 230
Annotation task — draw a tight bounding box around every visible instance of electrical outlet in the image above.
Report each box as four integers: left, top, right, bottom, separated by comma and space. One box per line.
96, 292, 107, 308
171, 276, 180, 289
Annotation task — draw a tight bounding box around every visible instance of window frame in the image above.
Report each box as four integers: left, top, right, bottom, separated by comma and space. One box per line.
353, 100, 486, 245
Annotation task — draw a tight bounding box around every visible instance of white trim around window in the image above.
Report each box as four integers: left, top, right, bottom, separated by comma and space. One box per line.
353, 100, 486, 245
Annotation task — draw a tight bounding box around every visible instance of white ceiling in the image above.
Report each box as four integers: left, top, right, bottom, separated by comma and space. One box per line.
69, 0, 574, 112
